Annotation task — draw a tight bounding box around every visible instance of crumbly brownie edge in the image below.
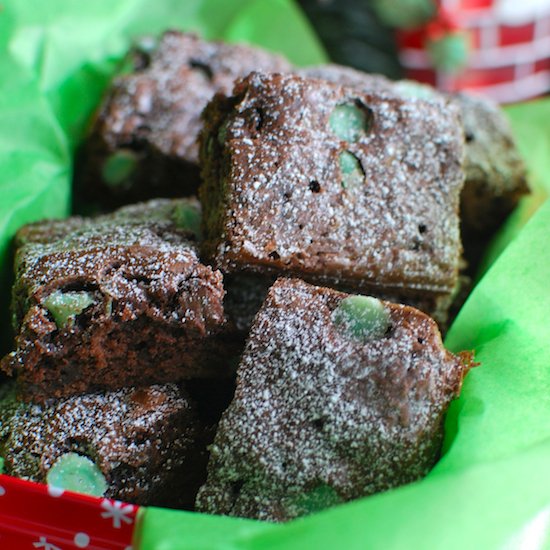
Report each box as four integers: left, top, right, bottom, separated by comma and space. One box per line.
1, 211, 237, 401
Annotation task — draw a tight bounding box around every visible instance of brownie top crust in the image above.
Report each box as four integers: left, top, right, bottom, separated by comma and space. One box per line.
15, 198, 202, 248
200, 72, 465, 297
301, 64, 528, 238
299, 64, 398, 95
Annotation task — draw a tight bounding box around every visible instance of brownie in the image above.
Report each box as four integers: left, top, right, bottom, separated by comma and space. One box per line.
1, 199, 237, 402
455, 92, 529, 234
196, 278, 472, 521
301, 64, 529, 271
74, 31, 291, 210
200, 71, 465, 308
454, 92, 529, 270
0, 382, 210, 508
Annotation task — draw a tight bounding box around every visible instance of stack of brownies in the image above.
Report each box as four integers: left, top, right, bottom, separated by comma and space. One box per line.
0, 31, 525, 520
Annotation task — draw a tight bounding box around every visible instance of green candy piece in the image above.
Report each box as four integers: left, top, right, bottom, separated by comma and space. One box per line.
427, 32, 470, 74
332, 295, 391, 340
47, 453, 107, 497
206, 135, 215, 156
372, 0, 435, 29
0, 457, 4, 474
173, 203, 202, 237
116, 57, 135, 77
101, 150, 139, 187
43, 291, 95, 329
329, 104, 370, 142
394, 80, 439, 101
294, 484, 342, 515
116, 52, 142, 77
339, 151, 364, 188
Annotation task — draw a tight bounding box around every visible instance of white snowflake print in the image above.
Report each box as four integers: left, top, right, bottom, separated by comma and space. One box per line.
33, 537, 62, 550
100, 499, 134, 529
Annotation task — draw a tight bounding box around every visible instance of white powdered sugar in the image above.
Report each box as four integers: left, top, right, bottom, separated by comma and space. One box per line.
203, 72, 465, 297
197, 279, 467, 521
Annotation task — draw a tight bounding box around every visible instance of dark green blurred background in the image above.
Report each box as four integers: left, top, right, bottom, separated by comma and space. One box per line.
298, 0, 403, 78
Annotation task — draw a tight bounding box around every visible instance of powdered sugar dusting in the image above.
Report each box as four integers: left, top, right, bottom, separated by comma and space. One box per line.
201, 72, 465, 297
3, 199, 229, 400
196, 278, 467, 521
102, 32, 291, 162
0, 383, 200, 505
300, 64, 527, 245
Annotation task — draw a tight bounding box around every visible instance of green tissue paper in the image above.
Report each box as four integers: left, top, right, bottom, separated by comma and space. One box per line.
0, 1, 549, 548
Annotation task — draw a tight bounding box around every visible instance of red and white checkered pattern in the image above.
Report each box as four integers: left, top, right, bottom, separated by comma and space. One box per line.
397, 0, 550, 103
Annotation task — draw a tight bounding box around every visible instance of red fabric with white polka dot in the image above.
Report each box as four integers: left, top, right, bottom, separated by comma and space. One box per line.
0, 475, 138, 549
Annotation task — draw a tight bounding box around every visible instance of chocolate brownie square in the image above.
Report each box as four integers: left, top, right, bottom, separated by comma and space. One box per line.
1, 199, 236, 401
75, 31, 291, 210
200, 71, 465, 305
454, 92, 528, 235
0, 382, 210, 508
196, 278, 472, 521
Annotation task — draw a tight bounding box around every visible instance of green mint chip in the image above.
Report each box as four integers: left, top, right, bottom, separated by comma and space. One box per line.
329, 103, 371, 142
47, 453, 107, 497
339, 151, 364, 188
101, 150, 139, 187
173, 203, 201, 237
295, 484, 342, 515
43, 291, 95, 329
332, 295, 391, 340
